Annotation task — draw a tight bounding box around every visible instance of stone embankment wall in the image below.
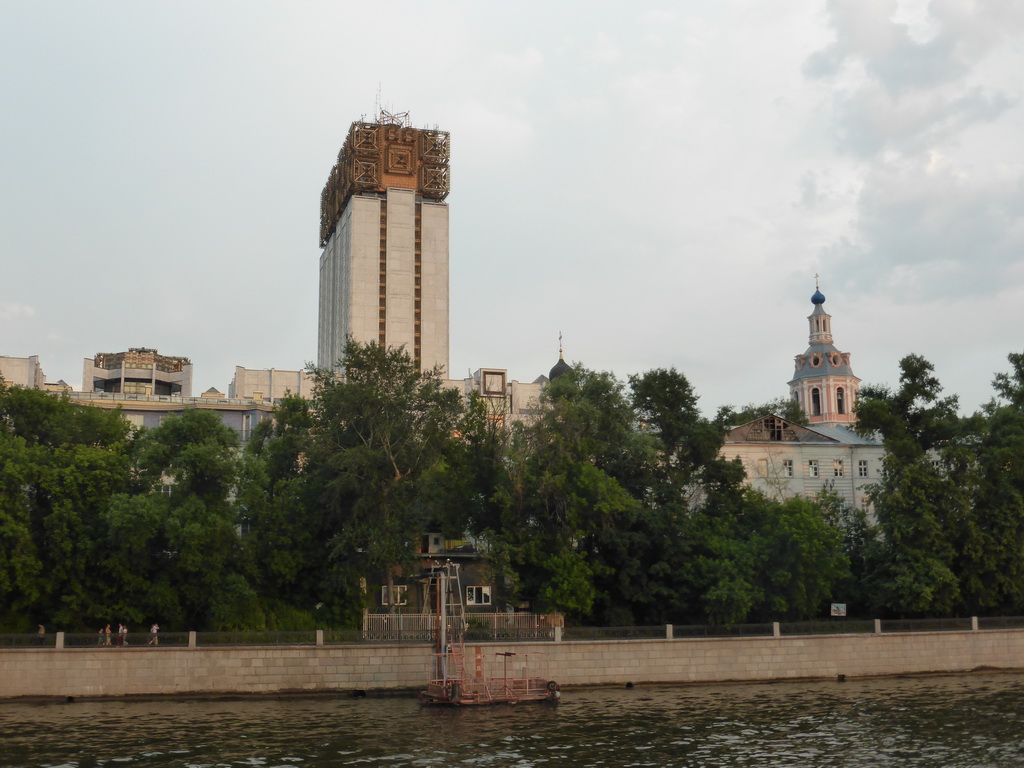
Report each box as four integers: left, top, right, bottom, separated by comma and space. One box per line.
3, 629, 1024, 699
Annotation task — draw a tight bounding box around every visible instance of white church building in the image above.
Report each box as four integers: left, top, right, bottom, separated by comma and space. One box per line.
723, 287, 883, 510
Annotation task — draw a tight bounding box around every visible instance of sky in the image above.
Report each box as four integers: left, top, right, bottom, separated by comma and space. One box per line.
2, 0, 1023, 417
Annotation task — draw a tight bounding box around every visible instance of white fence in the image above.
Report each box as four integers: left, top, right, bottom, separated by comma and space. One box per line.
361, 612, 555, 642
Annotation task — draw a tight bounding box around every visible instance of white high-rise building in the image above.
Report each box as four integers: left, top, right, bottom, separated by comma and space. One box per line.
317, 112, 450, 375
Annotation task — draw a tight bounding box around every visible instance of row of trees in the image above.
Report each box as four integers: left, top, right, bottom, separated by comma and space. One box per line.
3, 342, 1024, 632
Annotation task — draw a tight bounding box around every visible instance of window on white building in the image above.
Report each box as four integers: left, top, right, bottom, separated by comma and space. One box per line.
466, 586, 491, 606
757, 458, 768, 477
834, 459, 844, 477
808, 459, 819, 478
783, 459, 794, 477
858, 460, 868, 478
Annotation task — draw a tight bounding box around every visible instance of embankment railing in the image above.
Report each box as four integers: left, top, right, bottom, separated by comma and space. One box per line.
5, 615, 1024, 649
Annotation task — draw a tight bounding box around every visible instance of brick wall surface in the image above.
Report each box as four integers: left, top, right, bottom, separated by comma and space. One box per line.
3, 630, 1023, 699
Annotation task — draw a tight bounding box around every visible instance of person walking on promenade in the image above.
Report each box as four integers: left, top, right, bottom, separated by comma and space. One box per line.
119, 623, 129, 646
37, 625, 45, 646
97, 627, 104, 646
104, 624, 112, 646
148, 623, 159, 646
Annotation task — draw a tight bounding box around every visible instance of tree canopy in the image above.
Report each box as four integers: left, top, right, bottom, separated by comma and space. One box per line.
4, 345, 1024, 631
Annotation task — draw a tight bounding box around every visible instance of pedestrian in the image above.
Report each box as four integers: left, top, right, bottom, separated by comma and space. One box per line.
104, 624, 112, 646
148, 623, 159, 646
37, 624, 45, 646
97, 627, 104, 646
119, 623, 129, 646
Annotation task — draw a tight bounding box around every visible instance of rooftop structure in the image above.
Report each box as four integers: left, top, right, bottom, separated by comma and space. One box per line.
0, 355, 45, 389
318, 111, 450, 376
83, 347, 193, 397
228, 366, 315, 400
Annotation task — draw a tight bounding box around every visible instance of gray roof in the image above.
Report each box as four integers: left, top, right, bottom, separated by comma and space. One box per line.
789, 343, 858, 382
725, 415, 882, 446
808, 424, 881, 445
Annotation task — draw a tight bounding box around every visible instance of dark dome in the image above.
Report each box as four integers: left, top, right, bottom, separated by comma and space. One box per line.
811, 289, 826, 305
549, 357, 572, 381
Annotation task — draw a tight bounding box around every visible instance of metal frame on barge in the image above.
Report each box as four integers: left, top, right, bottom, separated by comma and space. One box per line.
419, 561, 560, 706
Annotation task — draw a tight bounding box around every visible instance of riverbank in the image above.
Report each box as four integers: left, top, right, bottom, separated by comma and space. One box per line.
3, 624, 1024, 699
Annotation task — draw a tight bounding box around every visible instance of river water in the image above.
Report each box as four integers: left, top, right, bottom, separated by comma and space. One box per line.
2, 672, 1024, 767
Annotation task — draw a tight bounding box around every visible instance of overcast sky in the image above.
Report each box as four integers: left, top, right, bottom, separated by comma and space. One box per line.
2, 1, 1023, 416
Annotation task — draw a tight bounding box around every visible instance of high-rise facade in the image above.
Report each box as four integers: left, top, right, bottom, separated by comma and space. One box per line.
317, 112, 450, 375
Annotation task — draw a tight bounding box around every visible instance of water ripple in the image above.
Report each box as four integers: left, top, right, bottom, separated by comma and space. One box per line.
3, 674, 1024, 767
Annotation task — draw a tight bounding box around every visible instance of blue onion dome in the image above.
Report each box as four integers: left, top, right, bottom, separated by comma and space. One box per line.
811, 289, 826, 305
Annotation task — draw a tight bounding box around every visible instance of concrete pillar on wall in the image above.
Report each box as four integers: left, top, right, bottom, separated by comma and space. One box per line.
56, 632, 64, 650
316, 629, 324, 647
666, 624, 673, 640
554, 626, 562, 643
972, 616, 979, 631
188, 631, 197, 649
773, 622, 781, 638
874, 619, 882, 634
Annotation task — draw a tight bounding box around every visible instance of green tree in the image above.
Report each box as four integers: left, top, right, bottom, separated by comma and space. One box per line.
855, 355, 963, 615
958, 352, 1024, 613
0, 434, 44, 629
487, 365, 653, 623
118, 408, 252, 629
307, 340, 469, 622
238, 395, 327, 628
0, 383, 135, 630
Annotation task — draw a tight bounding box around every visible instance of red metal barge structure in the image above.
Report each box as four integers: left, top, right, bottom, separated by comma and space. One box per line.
419, 561, 560, 706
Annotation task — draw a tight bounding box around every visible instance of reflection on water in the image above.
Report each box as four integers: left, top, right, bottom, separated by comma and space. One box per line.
2, 673, 1024, 767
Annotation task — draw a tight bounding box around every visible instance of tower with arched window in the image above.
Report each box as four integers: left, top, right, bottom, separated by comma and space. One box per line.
788, 285, 861, 426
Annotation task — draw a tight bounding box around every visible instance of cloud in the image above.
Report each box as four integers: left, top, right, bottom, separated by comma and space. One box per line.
806, 0, 1024, 95
586, 32, 621, 65
806, 1, 1021, 158
804, 0, 1024, 301
489, 48, 545, 77
832, 82, 1013, 158
0, 302, 36, 321
827, 158, 1024, 297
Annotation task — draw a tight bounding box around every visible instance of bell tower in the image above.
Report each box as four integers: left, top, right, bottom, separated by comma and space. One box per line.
788, 281, 860, 426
